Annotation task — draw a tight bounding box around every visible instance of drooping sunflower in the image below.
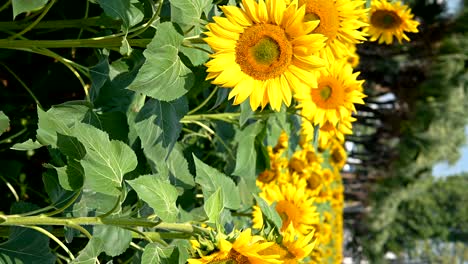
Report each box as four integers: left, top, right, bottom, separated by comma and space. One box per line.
204, 0, 327, 111
188, 229, 281, 264
297, 0, 368, 62
295, 59, 366, 127
255, 180, 319, 234
366, 0, 419, 44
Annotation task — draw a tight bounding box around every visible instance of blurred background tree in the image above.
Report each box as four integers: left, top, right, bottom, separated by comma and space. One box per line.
343, 0, 468, 262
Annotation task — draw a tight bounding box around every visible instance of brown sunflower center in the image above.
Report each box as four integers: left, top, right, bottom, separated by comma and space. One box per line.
301, 0, 340, 43
310, 76, 344, 109
209, 250, 246, 264
276, 200, 301, 230
235, 24, 293, 80
370, 10, 402, 29
319, 85, 332, 100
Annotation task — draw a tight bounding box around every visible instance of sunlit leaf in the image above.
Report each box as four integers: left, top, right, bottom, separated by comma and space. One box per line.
70, 237, 103, 264
129, 22, 194, 101
72, 122, 137, 196
142, 244, 179, 264
194, 156, 240, 210
127, 175, 179, 222
12, 0, 49, 18
204, 188, 224, 225
93, 225, 132, 257
0, 111, 9, 136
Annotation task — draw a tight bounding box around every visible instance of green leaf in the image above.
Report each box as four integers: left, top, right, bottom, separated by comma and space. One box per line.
233, 122, 264, 179
42, 169, 77, 208
83, 110, 130, 142
0, 224, 55, 264
127, 175, 179, 222
135, 97, 187, 154
239, 101, 254, 126
129, 22, 194, 101
56, 133, 86, 160
93, 225, 132, 257
204, 188, 224, 225
48, 158, 84, 191
92, 51, 144, 112
170, 0, 211, 31
36, 102, 90, 147
254, 195, 282, 232
12, 0, 49, 19
142, 244, 179, 264
0, 111, 9, 136
194, 156, 240, 210
95, 0, 143, 31
11, 139, 43, 151
70, 237, 103, 264
72, 189, 120, 217
72, 122, 137, 196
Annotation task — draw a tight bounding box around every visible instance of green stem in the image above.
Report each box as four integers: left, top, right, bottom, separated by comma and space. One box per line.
44, 190, 82, 217
0, 38, 151, 49
0, 127, 28, 144
181, 112, 241, 123
128, 0, 163, 38
0, 17, 121, 31
0, 0, 11, 13
188, 86, 219, 115
77, 1, 90, 40
0, 215, 209, 236
0, 215, 161, 228
25, 225, 75, 260
9, 0, 57, 40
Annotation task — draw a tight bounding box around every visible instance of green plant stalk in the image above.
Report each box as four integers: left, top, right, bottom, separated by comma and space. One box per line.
0, 215, 209, 235
0, 17, 121, 31
0, 215, 160, 228
0, 38, 151, 49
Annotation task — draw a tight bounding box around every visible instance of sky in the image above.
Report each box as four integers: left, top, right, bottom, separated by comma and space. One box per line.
432, 127, 468, 177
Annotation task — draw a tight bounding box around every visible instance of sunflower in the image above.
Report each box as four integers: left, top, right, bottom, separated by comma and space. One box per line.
256, 180, 319, 234
298, 0, 368, 62
204, 0, 326, 111
366, 0, 419, 44
188, 229, 281, 264
258, 223, 316, 263
295, 59, 365, 127
300, 114, 356, 148
345, 43, 360, 68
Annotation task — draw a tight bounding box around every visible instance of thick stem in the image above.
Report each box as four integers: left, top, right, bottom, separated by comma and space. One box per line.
0, 215, 160, 228
0, 38, 150, 49
0, 215, 209, 235
0, 17, 121, 31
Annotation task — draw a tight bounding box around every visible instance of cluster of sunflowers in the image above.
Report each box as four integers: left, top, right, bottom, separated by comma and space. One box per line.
189, 0, 419, 263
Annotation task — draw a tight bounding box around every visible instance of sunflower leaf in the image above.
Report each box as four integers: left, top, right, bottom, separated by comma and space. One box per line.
193, 155, 240, 210
72, 122, 137, 197
129, 22, 194, 101
127, 175, 179, 222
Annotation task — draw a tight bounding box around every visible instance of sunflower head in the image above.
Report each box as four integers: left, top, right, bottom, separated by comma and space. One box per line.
295, 60, 366, 127
298, 0, 368, 61
366, 0, 419, 44
188, 229, 281, 264
204, 0, 326, 111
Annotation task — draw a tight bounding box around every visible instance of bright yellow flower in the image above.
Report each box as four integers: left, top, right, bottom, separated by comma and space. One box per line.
295, 59, 366, 127
256, 180, 319, 234
366, 0, 419, 44
204, 0, 326, 111
298, 0, 368, 62
188, 229, 281, 264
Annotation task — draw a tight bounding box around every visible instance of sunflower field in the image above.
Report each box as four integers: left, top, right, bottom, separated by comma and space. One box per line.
2, 0, 465, 263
